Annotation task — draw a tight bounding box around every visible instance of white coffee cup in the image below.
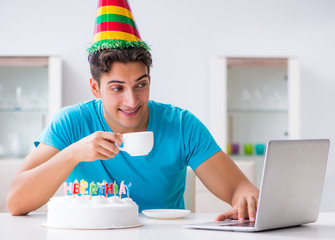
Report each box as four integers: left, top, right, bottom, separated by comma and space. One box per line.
118, 131, 154, 156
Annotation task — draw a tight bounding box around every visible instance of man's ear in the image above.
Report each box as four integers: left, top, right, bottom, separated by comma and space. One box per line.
90, 78, 101, 98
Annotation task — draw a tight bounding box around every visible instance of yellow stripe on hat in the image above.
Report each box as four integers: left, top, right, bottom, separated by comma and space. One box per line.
96, 6, 134, 20
93, 31, 140, 43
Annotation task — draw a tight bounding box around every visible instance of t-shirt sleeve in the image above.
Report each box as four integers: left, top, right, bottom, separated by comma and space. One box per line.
182, 111, 222, 170
34, 105, 83, 150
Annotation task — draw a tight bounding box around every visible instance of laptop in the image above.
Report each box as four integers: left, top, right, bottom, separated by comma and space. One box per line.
184, 139, 330, 232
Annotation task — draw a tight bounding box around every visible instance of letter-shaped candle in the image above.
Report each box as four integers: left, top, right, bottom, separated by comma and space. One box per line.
73, 183, 80, 195
105, 183, 114, 197
63, 182, 73, 195
97, 182, 105, 196
80, 179, 88, 195
113, 181, 119, 196
125, 183, 132, 198
119, 181, 126, 197
89, 182, 98, 196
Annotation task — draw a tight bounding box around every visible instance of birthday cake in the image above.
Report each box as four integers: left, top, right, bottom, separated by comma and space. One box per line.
43, 180, 141, 229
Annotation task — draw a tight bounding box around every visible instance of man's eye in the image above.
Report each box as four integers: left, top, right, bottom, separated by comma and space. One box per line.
137, 82, 147, 88
112, 87, 123, 92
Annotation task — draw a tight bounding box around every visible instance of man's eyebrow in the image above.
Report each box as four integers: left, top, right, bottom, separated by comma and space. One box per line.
107, 80, 125, 84
107, 74, 149, 85
135, 74, 149, 82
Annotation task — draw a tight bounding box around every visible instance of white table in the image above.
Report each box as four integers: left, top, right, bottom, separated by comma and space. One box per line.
1, 212, 334, 240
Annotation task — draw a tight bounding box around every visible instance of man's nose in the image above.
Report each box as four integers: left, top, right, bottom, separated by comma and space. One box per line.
124, 89, 137, 107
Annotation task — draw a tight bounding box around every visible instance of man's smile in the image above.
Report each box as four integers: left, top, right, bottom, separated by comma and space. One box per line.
119, 105, 141, 117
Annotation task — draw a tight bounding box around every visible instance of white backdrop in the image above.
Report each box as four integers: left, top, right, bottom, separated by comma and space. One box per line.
0, 0, 334, 211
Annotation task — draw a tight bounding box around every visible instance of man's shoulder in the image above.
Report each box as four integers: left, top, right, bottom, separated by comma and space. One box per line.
149, 100, 198, 127
55, 99, 101, 121
149, 100, 188, 115
77, 99, 101, 111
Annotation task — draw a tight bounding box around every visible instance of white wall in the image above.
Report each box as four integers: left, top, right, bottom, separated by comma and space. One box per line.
1, 0, 334, 211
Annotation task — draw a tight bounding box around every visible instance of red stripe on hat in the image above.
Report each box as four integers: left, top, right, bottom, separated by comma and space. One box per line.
98, 0, 131, 12
94, 21, 140, 39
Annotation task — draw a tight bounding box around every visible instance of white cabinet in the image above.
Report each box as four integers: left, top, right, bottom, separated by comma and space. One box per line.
0, 56, 61, 159
209, 56, 300, 185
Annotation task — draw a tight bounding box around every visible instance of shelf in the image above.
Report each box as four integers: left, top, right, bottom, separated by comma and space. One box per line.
0, 158, 23, 161
0, 57, 48, 67
0, 108, 48, 113
227, 57, 287, 68
228, 108, 288, 113
229, 155, 265, 161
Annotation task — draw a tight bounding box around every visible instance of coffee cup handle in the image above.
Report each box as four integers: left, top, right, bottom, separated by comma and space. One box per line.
117, 144, 125, 152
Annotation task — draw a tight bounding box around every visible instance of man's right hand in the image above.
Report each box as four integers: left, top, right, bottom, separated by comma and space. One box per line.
68, 131, 123, 163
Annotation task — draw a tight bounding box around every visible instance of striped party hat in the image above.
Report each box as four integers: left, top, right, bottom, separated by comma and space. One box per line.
88, 0, 150, 53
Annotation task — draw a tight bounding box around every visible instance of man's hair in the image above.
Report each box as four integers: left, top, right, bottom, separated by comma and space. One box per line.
88, 47, 152, 85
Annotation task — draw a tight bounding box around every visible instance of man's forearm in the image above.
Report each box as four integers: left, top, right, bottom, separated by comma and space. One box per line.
7, 148, 78, 215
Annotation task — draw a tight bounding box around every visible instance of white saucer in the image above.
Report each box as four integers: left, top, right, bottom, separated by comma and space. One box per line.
142, 209, 191, 219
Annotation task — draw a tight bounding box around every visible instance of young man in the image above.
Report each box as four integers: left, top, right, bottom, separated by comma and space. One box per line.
7, 0, 259, 222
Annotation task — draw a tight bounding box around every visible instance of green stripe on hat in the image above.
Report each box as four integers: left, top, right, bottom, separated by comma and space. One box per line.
96, 14, 137, 29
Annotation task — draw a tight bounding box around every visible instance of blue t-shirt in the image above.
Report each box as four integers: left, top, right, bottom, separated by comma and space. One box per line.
35, 100, 221, 211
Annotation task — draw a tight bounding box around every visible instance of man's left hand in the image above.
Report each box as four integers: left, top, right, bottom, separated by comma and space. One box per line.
216, 191, 259, 222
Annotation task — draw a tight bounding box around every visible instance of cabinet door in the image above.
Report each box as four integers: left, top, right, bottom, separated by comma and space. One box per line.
0, 56, 61, 158
209, 56, 300, 185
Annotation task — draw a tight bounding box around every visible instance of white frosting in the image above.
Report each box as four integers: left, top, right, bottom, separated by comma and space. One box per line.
44, 195, 141, 229
108, 195, 123, 204
122, 197, 135, 204
91, 196, 109, 205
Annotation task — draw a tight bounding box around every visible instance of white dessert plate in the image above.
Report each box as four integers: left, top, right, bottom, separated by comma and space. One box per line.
142, 209, 191, 219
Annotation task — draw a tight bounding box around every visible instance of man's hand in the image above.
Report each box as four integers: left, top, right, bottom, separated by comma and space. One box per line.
194, 150, 260, 223
216, 190, 259, 222
67, 131, 123, 164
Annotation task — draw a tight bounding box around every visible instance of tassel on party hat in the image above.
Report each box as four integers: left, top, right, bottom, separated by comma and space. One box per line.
88, 0, 150, 53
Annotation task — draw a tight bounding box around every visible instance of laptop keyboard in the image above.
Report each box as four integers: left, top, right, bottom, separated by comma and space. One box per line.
217, 220, 255, 227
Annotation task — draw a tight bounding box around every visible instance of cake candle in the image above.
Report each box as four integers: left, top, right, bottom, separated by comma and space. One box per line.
80, 179, 88, 196
105, 183, 114, 197
113, 181, 119, 196
72, 180, 80, 197
119, 181, 126, 198
63, 182, 73, 195
125, 183, 132, 198
97, 182, 105, 197
89, 181, 98, 199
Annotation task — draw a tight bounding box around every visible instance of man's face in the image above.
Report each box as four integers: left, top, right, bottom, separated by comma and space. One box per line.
90, 61, 150, 133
